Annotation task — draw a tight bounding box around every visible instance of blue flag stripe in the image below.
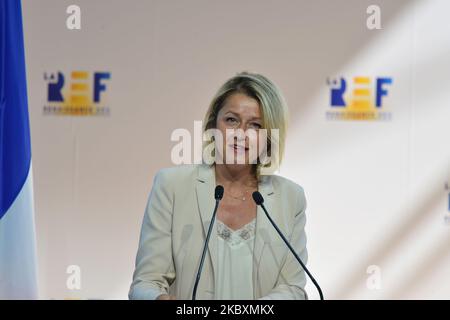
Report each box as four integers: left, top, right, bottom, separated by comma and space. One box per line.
0, 0, 32, 219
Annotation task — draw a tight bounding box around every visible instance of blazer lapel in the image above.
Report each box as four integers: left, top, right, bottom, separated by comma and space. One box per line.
252, 174, 280, 298
195, 164, 218, 282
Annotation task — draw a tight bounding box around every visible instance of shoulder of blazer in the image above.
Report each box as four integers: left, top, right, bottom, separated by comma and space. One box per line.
269, 174, 307, 216
153, 164, 201, 190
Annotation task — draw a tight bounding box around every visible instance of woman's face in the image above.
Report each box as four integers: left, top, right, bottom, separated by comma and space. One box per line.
214, 93, 264, 166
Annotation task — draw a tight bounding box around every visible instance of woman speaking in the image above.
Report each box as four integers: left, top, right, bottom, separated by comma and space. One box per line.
129, 72, 309, 300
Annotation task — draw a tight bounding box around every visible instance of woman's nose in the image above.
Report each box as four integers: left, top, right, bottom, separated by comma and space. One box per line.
239, 122, 248, 130
235, 132, 245, 142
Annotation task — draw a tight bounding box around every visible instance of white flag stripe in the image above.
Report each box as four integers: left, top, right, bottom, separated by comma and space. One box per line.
0, 164, 38, 299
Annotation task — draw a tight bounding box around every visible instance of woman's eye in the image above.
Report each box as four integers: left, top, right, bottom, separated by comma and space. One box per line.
226, 117, 237, 123
250, 123, 262, 129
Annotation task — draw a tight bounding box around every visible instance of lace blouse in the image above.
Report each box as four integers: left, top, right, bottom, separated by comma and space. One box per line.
215, 218, 256, 300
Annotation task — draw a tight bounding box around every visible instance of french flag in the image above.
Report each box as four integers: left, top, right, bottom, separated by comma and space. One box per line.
0, 0, 38, 299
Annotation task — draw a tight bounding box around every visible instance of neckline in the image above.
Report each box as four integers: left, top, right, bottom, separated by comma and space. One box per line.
216, 218, 256, 233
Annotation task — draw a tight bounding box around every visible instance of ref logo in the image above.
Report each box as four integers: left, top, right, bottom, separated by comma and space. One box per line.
326, 76, 393, 121
43, 71, 111, 116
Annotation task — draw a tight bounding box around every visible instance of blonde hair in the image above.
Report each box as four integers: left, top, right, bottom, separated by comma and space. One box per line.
203, 71, 289, 177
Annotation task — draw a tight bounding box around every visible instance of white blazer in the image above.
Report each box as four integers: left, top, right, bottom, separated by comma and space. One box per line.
129, 164, 308, 300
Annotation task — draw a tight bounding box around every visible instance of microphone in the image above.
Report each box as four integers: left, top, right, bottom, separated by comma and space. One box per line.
192, 185, 224, 300
252, 191, 324, 300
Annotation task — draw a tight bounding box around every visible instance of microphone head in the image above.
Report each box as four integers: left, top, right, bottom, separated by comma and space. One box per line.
215, 185, 224, 200
252, 191, 264, 205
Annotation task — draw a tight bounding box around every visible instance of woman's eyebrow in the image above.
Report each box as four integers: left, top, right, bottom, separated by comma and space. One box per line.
224, 111, 239, 117
225, 111, 261, 121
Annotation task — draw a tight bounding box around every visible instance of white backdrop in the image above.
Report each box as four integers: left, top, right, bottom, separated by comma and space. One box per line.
22, 0, 449, 299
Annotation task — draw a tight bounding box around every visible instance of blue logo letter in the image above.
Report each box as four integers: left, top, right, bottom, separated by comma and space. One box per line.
330, 78, 346, 107
93, 72, 110, 103
47, 72, 65, 102
376, 78, 392, 107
